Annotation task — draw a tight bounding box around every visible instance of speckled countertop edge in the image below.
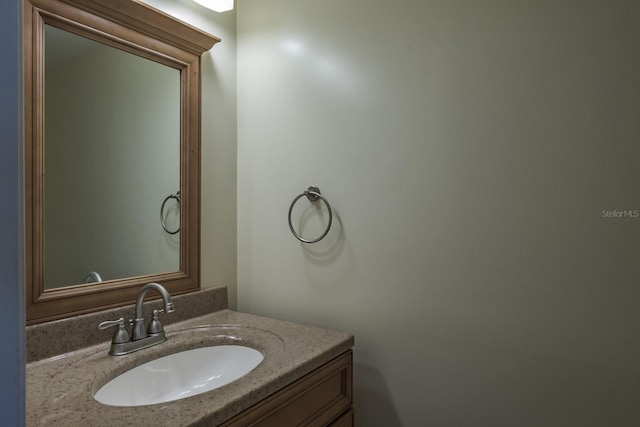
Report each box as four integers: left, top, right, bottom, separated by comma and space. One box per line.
26, 308, 354, 426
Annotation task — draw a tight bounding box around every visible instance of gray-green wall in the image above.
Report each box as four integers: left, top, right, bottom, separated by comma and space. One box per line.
237, 1, 640, 425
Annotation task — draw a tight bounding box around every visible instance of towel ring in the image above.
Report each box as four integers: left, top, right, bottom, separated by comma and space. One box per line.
160, 190, 180, 235
288, 186, 333, 244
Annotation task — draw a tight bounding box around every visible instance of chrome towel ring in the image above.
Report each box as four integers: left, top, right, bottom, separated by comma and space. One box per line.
160, 190, 180, 235
288, 186, 333, 244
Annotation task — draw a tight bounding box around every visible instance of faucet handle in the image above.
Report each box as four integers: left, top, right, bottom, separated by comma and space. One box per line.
98, 317, 130, 344
147, 309, 166, 335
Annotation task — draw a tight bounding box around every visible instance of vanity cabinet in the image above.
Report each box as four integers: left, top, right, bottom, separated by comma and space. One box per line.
221, 351, 353, 427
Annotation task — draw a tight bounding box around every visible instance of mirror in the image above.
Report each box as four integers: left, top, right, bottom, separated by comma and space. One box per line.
44, 24, 181, 289
25, 0, 220, 324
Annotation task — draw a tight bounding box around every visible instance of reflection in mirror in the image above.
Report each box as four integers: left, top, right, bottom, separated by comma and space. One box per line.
44, 25, 181, 289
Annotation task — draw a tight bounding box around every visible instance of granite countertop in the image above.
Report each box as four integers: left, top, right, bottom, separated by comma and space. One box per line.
26, 309, 354, 426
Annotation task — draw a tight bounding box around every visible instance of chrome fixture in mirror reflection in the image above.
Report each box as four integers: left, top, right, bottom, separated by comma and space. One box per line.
84, 271, 103, 284
25, 0, 220, 324
161, 190, 181, 235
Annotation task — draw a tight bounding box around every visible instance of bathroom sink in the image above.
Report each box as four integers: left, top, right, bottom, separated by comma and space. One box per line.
94, 345, 264, 406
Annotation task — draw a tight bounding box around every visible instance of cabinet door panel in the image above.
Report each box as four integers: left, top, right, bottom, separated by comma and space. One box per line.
222, 351, 353, 427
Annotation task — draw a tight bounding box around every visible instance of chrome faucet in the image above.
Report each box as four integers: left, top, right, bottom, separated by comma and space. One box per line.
132, 282, 175, 340
98, 282, 175, 356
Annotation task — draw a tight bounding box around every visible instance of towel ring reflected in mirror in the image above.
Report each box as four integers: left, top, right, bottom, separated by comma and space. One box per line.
160, 191, 181, 234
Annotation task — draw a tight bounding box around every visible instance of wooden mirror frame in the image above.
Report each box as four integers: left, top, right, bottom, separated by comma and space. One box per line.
24, 0, 219, 324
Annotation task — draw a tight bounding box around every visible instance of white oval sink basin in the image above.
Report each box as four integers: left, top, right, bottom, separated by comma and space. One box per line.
94, 345, 264, 406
